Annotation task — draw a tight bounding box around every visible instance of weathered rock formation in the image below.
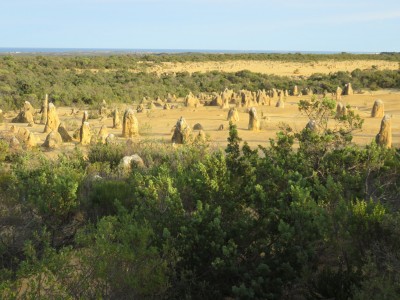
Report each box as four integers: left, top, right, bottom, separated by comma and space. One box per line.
25, 132, 37, 149
305, 120, 317, 132
12, 101, 34, 126
248, 107, 260, 131
122, 109, 139, 138
16, 127, 30, 142
99, 100, 108, 116
272, 88, 278, 99
336, 87, 342, 101
371, 99, 384, 118
171, 116, 192, 144
119, 154, 145, 172
14, 127, 36, 149
343, 83, 354, 95
80, 122, 91, 145
227, 107, 239, 123
292, 85, 299, 96
42, 131, 62, 149
113, 108, 121, 129
375, 115, 392, 148
193, 123, 204, 130
40, 94, 49, 124
336, 102, 347, 118
196, 130, 206, 142
44, 103, 60, 133
105, 133, 117, 145
98, 125, 109, 144
137, 104, 145, 113
185, 92, 200, 107
58, 123, 73, 142
256, 90, 269, 105
276, 94, 285, 108
82, 111, 89, 124
241, 90, 257, 107
9, 136, 21, 149
210, 94, 223, 107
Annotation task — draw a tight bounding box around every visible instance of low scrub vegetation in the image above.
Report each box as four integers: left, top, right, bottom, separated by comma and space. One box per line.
1, 98, 400, 299
0, 54, 399, 110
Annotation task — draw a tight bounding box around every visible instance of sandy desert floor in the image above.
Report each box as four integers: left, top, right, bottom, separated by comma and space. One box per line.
145, 60, 399, 76
1, 89, 400, 156
78, 59, 400, 77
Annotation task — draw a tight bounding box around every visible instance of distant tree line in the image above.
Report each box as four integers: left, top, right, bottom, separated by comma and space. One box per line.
0, 55, 399, 110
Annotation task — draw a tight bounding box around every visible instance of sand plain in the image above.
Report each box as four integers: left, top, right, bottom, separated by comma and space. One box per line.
1, 90, 400, 155
1, 59, 400, 154
145, 59, 399, 76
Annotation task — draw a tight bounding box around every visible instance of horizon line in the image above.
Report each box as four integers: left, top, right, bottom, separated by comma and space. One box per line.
0, 47, 391, 55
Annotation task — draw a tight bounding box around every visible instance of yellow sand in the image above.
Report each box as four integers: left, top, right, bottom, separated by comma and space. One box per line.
2, 90, 400, 156
147, 59, 399, 76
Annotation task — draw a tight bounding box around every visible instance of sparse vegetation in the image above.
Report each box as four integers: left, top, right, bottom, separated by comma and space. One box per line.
0, 54, 399, 110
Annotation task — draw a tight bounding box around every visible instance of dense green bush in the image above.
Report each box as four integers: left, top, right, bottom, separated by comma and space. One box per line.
1, 97, 400, 298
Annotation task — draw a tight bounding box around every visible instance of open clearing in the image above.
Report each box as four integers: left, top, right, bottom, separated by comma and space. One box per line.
1, 89, 400, 154
146, 59, 399, 76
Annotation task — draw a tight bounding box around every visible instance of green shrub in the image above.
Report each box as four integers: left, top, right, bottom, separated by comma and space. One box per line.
88, 143, 126, 169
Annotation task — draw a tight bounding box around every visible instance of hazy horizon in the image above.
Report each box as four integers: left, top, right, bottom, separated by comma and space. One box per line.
0, 47, 387, 55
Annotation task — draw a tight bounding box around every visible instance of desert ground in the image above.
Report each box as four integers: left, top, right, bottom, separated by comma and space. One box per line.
145, 59, 399, 76
1, 90, 399, 155
1, 59, 399, 154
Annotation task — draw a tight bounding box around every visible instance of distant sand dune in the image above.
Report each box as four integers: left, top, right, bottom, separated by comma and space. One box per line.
74, 60, 399, 77
148, 60, 399, 77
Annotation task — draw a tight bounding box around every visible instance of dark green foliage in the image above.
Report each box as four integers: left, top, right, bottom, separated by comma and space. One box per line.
87, 142, 126, 170
2, 94, 400, 299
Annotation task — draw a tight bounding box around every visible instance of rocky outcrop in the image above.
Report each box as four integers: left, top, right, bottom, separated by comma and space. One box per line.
58, 123, 73, 142
371, 99, 384, 118
122, 109, 139, 138
172, 116, 192, 144
80, 122, 91, 145
44, 103, 60, 133
248, 107, 260, 131
42, 131, 62, 149
113, 108, 121, 129
375, 115, 392, 148
227, 107, 239, 123
12, 101, 35, 126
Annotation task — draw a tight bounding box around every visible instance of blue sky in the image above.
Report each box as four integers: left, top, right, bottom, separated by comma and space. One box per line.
1, 0, 399, 52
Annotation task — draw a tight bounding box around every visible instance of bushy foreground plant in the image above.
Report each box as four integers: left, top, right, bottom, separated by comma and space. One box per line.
1, 97, 400, 299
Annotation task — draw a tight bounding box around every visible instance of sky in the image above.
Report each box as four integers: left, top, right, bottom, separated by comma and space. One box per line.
0, 0, 399, 52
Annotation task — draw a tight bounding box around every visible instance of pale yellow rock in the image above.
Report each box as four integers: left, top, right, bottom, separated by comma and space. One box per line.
40, 94, 48, 124
44, 103, 60, 133
80, 121, 91, 145
122, 109, 139, 138
371, 99, 384, 118
227, 107, 239, 123
248, 107, 260, 131
98, 125, 109, 144
375, 115, 392, 148
172, 116, 192, 144
42, 131, 62, 149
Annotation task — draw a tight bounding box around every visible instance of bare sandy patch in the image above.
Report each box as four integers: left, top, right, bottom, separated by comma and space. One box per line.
2, 90, 400, 156
147, 60, 399, 77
